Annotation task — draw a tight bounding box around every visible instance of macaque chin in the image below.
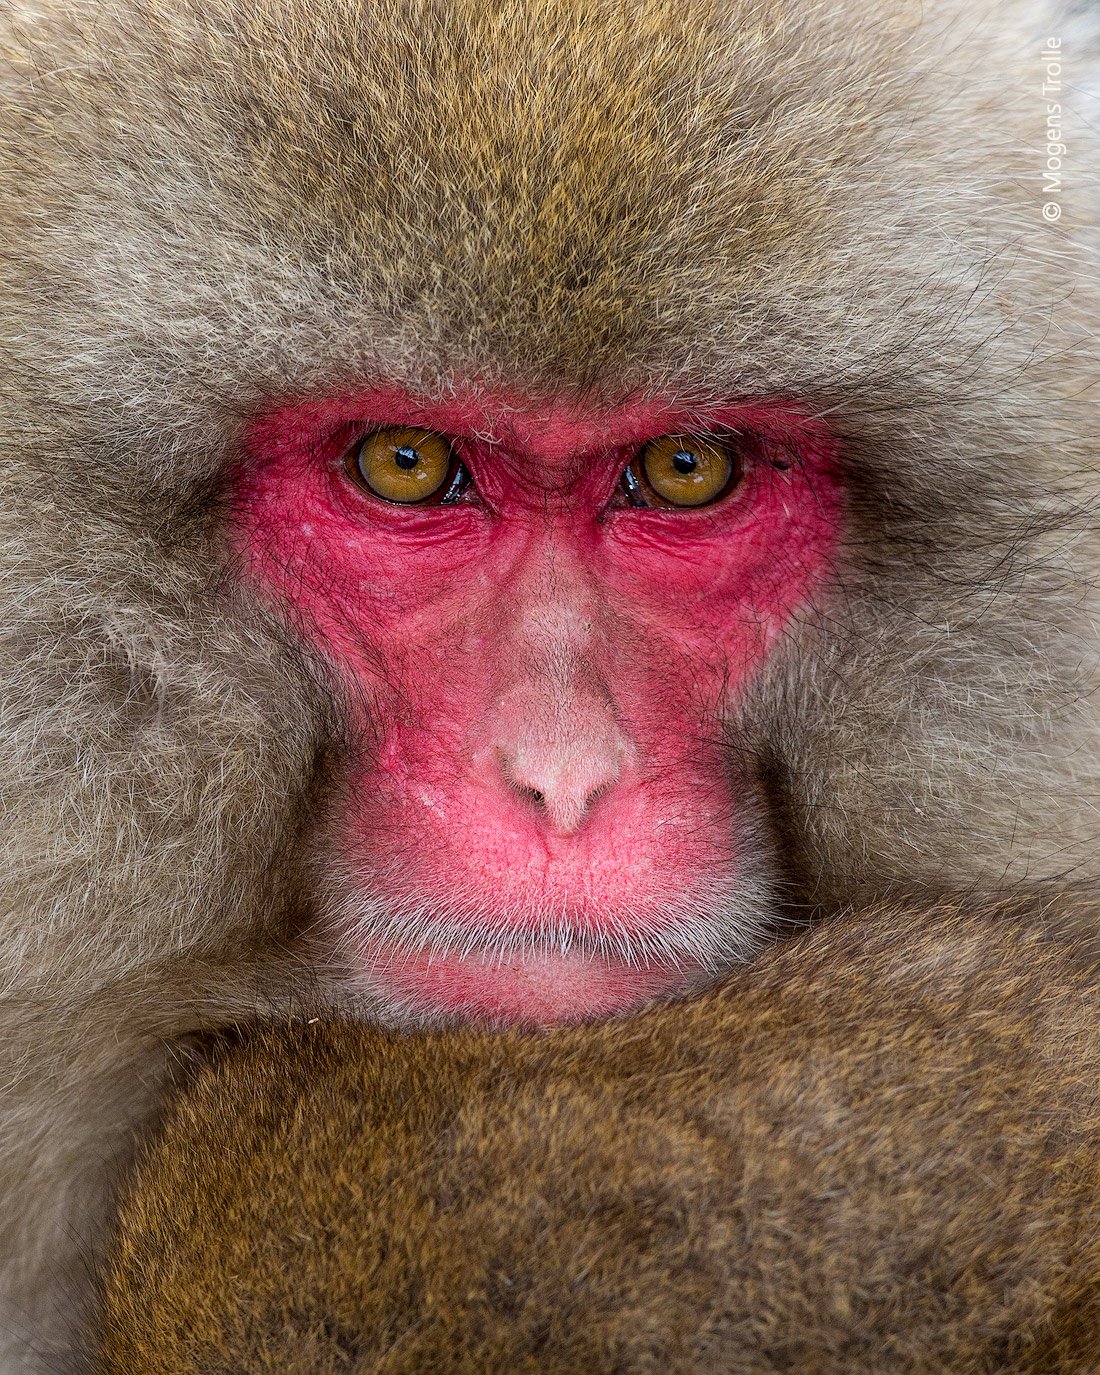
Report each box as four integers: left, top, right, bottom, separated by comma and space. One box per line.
237, 393, 842, 1023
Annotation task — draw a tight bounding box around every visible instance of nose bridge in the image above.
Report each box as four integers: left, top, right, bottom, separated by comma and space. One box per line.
497, 525, 604, 684
518, 601, 597, 701
487, 534, 629, 837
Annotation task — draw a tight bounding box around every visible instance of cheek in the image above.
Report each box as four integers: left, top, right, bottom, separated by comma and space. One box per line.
600, 464, 842, 677
234, 455, 490, 674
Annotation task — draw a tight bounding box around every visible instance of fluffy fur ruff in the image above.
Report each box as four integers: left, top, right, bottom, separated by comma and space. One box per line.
99, 894, 1100, 1375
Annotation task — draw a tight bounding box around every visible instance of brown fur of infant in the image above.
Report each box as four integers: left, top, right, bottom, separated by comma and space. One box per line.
97, 896, 1100, 1375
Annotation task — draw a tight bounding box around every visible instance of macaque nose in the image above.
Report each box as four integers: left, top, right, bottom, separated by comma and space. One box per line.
487, 594, 631, 836
504, 728, 625, 836
494, 690, 628, 837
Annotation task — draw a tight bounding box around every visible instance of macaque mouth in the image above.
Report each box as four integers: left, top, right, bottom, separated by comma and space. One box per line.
237, 387, 845, 1023
324, 855, 776, 1026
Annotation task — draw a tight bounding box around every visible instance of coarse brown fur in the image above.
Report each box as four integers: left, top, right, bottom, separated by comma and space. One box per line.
0, 0, 1098, 1369
98, 894, 1100, 1375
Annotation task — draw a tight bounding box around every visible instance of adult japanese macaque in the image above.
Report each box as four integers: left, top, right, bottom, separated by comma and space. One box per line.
97, 896, 1100, 1375
0, 0, 1097, 1368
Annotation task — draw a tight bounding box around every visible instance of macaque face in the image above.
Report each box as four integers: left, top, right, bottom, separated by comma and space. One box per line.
236, 390, 842, 1024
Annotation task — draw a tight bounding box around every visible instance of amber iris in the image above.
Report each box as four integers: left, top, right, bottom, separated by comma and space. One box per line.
635, 434, 739, 508
348, 427, 455, 504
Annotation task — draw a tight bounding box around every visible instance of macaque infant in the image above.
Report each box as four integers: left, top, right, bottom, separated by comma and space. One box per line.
97, 895, 1100, 1375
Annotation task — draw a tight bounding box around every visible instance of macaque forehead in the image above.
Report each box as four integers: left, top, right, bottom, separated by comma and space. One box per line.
163, 0, 909, 393
1, 0, 943, 426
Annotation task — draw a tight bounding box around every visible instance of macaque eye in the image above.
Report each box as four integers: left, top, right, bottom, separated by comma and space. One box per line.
346, 427, 463, 505
625, 433, 742, 509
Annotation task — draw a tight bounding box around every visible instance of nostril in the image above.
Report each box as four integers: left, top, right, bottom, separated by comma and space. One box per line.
496, 730, 626, 837
512, 777, 611, 836
584, 781, 611, 811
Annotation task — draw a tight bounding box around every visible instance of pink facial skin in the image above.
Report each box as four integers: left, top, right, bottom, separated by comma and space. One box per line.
234, 389, 843, 1025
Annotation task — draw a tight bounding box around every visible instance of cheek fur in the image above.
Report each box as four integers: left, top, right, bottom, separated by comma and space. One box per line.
234, 391, 843, 1023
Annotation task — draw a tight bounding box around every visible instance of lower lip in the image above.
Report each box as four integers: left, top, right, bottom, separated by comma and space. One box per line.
358, 944, 706, 1025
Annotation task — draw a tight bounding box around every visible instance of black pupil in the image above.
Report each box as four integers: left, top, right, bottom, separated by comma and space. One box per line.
394, 446, 420, 471
672, 449, 698, 475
